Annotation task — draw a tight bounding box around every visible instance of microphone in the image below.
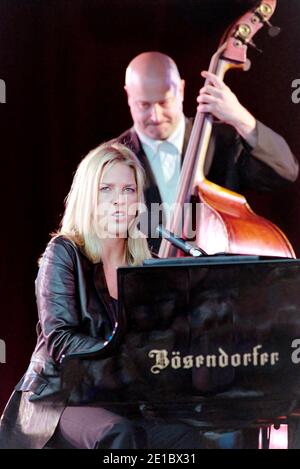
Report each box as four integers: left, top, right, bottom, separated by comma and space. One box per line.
156, 225, 208, 257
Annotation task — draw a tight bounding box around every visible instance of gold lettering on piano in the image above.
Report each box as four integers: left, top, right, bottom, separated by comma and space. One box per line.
148, 346, 280, 374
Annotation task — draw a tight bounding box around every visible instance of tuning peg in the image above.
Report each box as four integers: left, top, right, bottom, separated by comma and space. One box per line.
265, 20, 281, 37
248, 40, 263, 54
253, 4, 281, 38
243, 59, 251, 72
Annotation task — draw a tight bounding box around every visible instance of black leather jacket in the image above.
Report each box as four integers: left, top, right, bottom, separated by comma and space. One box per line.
0, 236, 121, 448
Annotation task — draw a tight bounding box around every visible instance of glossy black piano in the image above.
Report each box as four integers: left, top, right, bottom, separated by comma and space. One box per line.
62, 255, 300, 430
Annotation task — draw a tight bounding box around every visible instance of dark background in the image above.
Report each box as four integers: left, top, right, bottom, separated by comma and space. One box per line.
0, 0, 299, 412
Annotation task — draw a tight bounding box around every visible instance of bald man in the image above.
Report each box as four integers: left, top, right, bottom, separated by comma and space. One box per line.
117, 51, 298, 251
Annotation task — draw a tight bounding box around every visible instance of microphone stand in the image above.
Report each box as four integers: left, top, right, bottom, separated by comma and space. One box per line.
156, 225, 208, 257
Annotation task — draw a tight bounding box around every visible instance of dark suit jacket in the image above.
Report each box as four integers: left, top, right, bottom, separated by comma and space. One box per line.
0, 236, 123, 449
117, 118, 298, 252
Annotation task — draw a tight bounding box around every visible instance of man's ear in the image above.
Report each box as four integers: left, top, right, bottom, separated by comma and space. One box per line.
124, 85, 130, 105
180, 79, 185, 101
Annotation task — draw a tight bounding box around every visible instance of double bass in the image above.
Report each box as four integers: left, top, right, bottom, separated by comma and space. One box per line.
159, 0, 295, 259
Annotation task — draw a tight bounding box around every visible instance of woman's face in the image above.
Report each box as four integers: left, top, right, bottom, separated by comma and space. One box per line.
97, 162, 138, 238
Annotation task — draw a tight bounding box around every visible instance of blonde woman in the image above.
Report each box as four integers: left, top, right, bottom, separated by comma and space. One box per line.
0, 142, 152, 449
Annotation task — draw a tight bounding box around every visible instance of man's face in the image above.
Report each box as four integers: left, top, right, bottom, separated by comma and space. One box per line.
126, 78, 184, 140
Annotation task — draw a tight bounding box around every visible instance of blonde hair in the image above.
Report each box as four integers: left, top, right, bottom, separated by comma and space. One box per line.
54, 141, 151, 265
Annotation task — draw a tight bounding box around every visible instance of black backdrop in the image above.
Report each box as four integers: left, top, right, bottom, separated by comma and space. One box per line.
0, 0, 299, 412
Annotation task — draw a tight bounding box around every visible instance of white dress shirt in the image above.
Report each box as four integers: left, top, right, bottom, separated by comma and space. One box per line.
135, 116, 185, 224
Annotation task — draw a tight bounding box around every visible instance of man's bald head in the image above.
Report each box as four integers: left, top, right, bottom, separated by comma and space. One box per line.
125, 51, 181, 90
124, 52, 185, 140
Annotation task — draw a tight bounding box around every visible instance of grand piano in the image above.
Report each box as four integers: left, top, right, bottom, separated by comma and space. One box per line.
63, 255, 300, 448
